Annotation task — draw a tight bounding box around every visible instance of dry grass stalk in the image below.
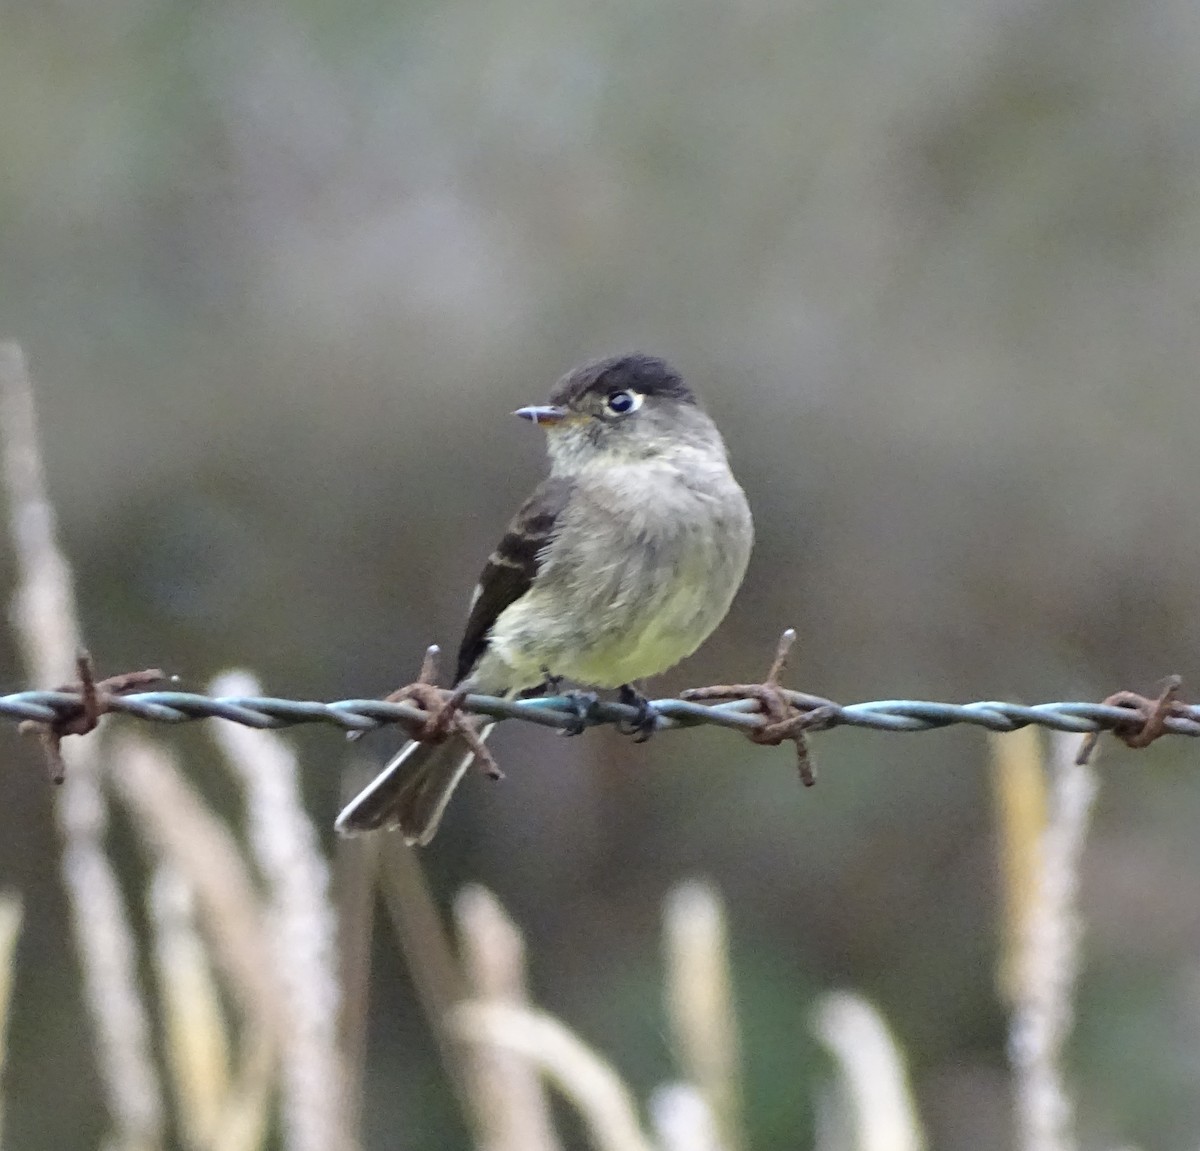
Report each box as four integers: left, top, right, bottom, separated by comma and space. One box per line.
203, 1034, 274, 1151
148, 867, 232, 1150
375, 838, 473, 1115
334, 766, 383, 1144
454, 884, 561, 1151
0, 893, 24, 1148
649, 1083, 722, 1151
0, 342, 79, 689
663, 880, 743, 1151
452, 1001, 656, 1151
811, 991, 926, 1151
0, 341, 164, 1151
146, 864, 274, 1151
1005, 732, 1098, 1151
110, 733, 283, 1046
209, 670, 353, 1151
989, 727, 1049, 1005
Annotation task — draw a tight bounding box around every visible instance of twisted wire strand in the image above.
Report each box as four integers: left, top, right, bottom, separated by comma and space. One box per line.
3, 686, 1199, 743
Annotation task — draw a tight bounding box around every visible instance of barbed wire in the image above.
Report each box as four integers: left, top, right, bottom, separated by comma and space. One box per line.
3, 679, 1197, 746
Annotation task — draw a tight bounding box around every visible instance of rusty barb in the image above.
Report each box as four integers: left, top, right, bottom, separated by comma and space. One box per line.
680, 628, 837, 785
353, 644, 504, 781
16, 651, 168, 783
2, 632, 1198, 788
1074, 675, 1185, 765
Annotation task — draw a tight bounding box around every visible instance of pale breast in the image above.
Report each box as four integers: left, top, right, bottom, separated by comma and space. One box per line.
484, 456, 753, 689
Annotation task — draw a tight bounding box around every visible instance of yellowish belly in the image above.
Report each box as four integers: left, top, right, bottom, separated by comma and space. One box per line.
476, 453, 753, 693
485, 529, 747, 689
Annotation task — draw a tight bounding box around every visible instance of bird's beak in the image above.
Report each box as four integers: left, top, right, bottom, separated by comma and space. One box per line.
514, 404, 569, 427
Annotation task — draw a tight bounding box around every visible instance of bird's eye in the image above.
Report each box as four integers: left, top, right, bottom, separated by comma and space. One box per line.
606, 390, 642, 414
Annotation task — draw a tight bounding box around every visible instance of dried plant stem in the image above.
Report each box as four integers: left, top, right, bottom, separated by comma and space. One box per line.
1008, 732, 1098, 1151
663, 880, 743, 1151
0, 341, 164, 1151
649, 1083, 722, 1151
454, 885, 561, 1151
209, 670, 353, 1151
145, 864, 274, 1151
334, 766, 383, 1145
0, 343, 80, 689
811, 991, 925, 1151
989, 728, 1048, 1005
110, 734, 283, 1047
207, 1033, 274, 1151
147, 867, 232, 1150
452, 1002, 657, 1151
376, 838, 473, 1113
0, 893, 24, 1148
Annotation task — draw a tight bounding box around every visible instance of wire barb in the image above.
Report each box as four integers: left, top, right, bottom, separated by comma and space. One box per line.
680, 628, 836, 785
1075, 675, 1184, 765
351, 644, 503, 780
16, 651, 167, 783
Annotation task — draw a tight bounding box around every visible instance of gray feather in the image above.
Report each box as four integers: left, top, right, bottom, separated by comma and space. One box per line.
453, 477, 573, 683
335, 725, 493, 844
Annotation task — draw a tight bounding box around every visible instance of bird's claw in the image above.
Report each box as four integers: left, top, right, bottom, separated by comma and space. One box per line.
521, 668, 565, 699
558, 689, 599, 736
616, 683, 659, 743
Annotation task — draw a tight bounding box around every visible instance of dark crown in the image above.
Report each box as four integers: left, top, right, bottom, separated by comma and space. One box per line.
549, 353, 696, 407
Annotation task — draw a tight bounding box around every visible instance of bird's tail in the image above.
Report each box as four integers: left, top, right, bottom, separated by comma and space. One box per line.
335, 724, 495, 845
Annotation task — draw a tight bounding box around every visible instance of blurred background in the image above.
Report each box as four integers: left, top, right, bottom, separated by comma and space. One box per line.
3, 0, 1200, 1146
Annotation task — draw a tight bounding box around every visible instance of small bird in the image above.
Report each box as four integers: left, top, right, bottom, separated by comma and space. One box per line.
335, 352, 754, 844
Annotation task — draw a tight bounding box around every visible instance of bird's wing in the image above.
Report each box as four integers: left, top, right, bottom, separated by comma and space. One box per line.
453, 475, 574, 684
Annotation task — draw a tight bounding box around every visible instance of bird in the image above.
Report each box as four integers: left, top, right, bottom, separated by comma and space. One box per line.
335, 352, 754, 844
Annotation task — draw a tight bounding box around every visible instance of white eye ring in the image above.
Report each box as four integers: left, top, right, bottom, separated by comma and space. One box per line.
606, 390, 644, 415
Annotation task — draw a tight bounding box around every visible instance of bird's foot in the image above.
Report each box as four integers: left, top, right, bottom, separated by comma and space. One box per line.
520, 668, 565, 698
681, 628, 837, 786
557, 689, 600, 736
616, 682, 659, 743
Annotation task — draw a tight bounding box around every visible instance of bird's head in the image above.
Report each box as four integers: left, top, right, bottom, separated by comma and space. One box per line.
515, 353, 712, 470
